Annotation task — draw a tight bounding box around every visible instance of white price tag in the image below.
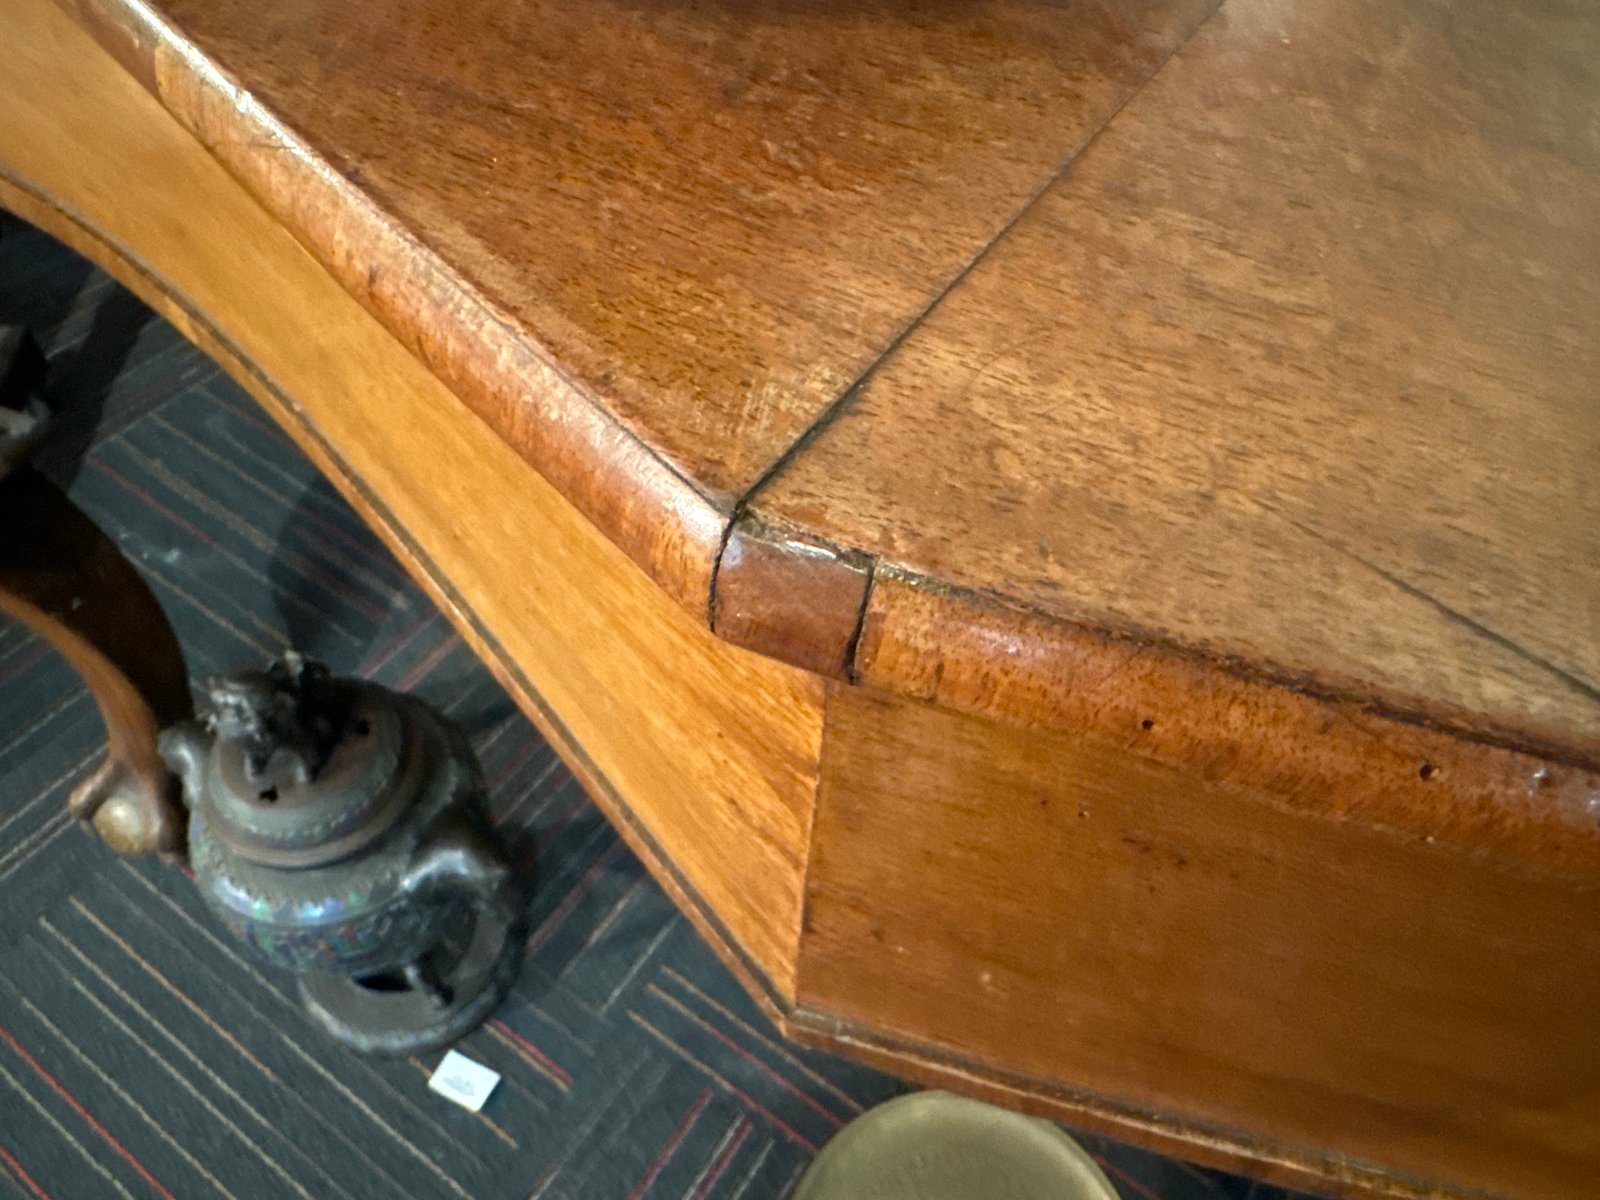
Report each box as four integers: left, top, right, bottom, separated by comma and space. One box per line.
428, 1049, 501, 1112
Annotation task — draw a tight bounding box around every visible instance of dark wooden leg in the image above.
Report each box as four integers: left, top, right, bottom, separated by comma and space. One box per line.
0, 323, 50, 474
1, 323, 189, 855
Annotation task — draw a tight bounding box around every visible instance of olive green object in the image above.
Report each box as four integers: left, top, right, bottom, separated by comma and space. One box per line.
794, 1092, 1120, 1200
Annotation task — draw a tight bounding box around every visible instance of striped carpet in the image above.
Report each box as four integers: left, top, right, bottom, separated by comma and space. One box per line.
0, 213, 1311, 1200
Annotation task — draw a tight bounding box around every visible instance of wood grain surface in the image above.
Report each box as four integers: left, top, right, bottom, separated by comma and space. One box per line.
15, 0, 1600, 1192
753, 0, 1600, 758
63, 0, 1598, 772
65, 0, 1214, 613
0, 0, 822, 999
713, 514, 871, 680
799, 683, 1600, 1200
852, 568, 1600, 879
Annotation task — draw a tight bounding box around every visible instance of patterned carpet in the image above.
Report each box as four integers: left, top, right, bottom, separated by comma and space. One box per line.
0, 214, 1315, 1200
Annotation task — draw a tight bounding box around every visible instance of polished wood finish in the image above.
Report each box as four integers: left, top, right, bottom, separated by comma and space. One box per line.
852, 569, 1600, 880
65, 0, 1214, 610
0, 469, 190, 854
0, 0, 820, 999
754, 0, 1600, 759
64, 0, 1599, 773
801, 684, 1600, 1200
713, 515, 870, 681
7, 0, 1599, 1194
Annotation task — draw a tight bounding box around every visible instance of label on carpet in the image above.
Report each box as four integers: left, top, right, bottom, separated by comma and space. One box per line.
429, 1049, 501, 1112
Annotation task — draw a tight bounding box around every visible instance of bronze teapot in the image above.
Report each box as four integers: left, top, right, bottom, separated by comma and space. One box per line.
2, 339, 520, 1055
160, 653, 524, 1054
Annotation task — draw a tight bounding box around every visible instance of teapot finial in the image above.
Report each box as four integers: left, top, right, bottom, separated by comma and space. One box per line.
203, 650, 349, 784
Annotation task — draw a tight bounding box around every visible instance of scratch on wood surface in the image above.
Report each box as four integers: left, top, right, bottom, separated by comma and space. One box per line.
731, 0, 1227, 516
1288, 515, 1600, 708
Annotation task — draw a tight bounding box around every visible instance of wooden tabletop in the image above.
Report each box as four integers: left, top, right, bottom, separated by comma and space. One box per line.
66, 0, 1599, 767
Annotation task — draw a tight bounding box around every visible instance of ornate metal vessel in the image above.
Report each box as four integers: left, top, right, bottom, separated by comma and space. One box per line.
161, 653, 524, 1054
7, 325, 521, 1054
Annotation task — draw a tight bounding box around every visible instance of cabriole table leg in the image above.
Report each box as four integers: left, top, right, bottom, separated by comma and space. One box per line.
0, 463, 191, 856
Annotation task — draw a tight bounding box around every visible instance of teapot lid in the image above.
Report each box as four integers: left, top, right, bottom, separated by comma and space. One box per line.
197, 656, 414, 868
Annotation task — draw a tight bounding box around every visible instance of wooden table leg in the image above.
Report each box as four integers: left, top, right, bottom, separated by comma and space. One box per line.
0, 466, 190, 855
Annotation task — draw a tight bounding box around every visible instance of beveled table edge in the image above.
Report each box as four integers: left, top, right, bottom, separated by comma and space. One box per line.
56, 0, 1600, 878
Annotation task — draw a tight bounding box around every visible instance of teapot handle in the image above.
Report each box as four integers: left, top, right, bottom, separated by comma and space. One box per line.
398, 818, 522, 935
